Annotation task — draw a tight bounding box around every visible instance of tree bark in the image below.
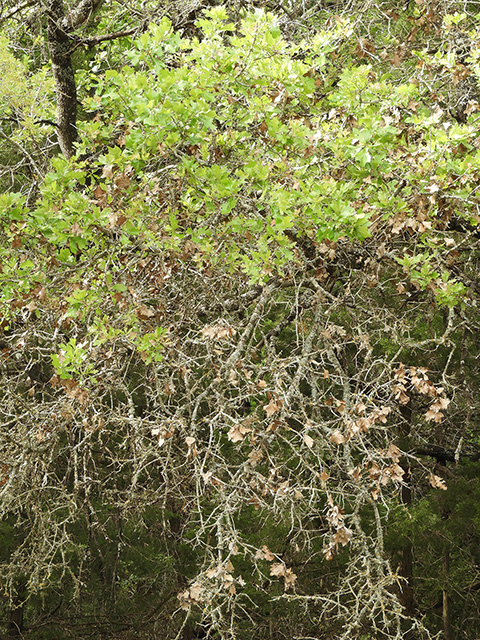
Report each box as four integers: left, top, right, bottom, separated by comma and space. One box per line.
46, 0, 77, 158
443, 547, 454, 640
7, 580, 25, 640
46, 0, 104, 158
397, 404, 418, 640
400, 474, 416, 619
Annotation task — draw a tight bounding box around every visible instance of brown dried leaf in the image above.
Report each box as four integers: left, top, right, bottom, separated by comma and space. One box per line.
386, 443, 401, 461
332, 527, 353, 547
185, 436, 197, 458
228, 423, 252, 443
136, 304, 155, 320
425, 397, 450, 423
284, 568, 297, 590
114, 172, 131, 190
323, 544, 335, 561
248, 449, 263, 466
201, 324, 236, 340
263, 398, 282, 417
303, 433, 314, 448
102, 164, 115, 179
387, 463, 405, 482
270, 563, 286, 578
320, 470, 329, 483
429, 473, 447, 490
256, 545, 275, 561
368, 461, 381, 481
329, 430, 345, 445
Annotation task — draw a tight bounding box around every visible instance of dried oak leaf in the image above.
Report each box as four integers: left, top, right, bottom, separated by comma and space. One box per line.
136, 303, 155, 320
329, 430, 345, 445
256, 545, 275, 561
429, 473, 447, 490
201, 324, 236, 340
263, 398, 282, 417
228, 423, 252, 443
303, 433, 314, 448
248, 449, 263, 466
332, 527, 353, 547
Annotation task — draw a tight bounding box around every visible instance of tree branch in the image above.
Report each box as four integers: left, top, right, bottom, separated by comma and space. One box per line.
79, 26, 143, 47
413, 445, 480, 464
0, 0, 38, 26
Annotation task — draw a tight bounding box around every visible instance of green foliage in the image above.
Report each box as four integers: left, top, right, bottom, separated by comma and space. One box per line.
1, 3, 480, 640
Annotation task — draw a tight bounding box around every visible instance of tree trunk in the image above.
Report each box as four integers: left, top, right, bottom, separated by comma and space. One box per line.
46, 0, 77, 158
399, 405, 416, 620
7, 580, 25, 640
400, 471, 416, 617
443, 546, 454, 640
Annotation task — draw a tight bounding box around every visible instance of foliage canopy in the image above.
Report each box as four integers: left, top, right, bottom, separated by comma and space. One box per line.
0, 1, 480, 639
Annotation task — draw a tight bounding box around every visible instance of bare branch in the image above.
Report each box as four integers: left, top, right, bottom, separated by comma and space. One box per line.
0, 0, 38, 26
79, 26, 144, 47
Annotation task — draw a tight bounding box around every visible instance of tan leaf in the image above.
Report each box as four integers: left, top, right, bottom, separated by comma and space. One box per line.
136, 303, 155, 320
164, 381, 176, 395
201, 471, 213, 483
201, 324, 236, 340
189, 582, 202, 600
178, 581, 203, 609
248, 449, 263, 466
387, 463, 405, 482
270, 563, 286, 578
102, 164, 115, 179
255, 545, 275, 561
93, 184, 107, 206
114, 172, 131, 190
332, 527, 353, 547
371, 406, 391, 423
425, 398, 447, 423
393, 363, 407, 381
284, 568, 297, 590
248, 496, 261, 510
368, 461, 381, 481
70, 222, 82, 235
349, 466, 362, 482
429, 473, 447, 490
304, 433, 314, 448
394, 383, 410, 405
185, 436, 197, 458
354, 417, 372, 432
11, 234, 22, 249
329, 430, 345, 445
228, 423, 252, 443
263, 398, 282, 417
386, 443, 401, 461
323, 544, 335, 561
